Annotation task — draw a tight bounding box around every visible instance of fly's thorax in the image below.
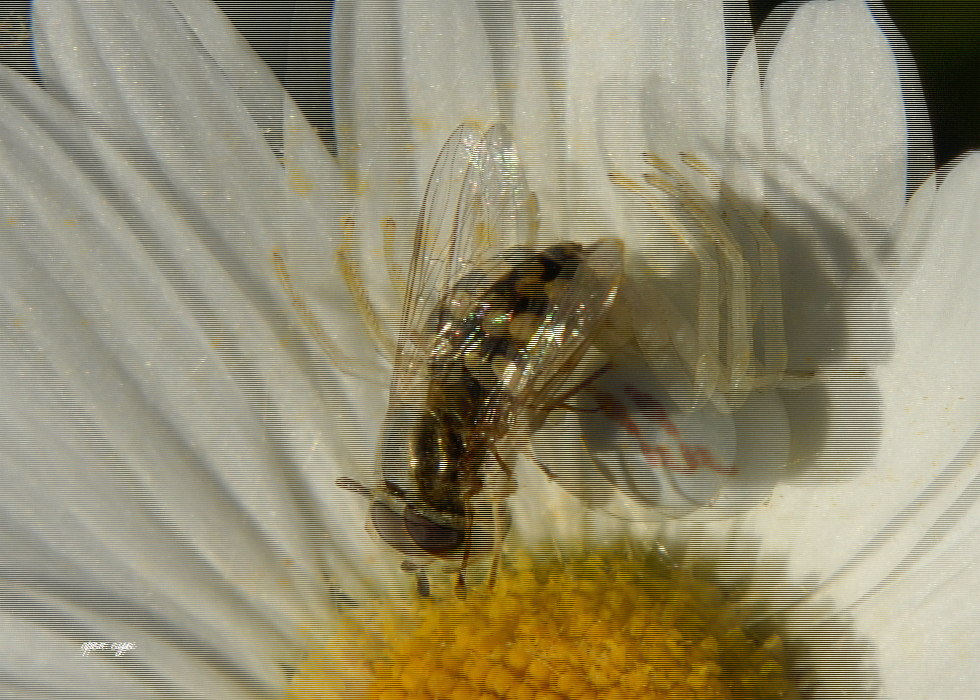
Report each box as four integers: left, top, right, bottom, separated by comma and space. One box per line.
426, 242, 587, 403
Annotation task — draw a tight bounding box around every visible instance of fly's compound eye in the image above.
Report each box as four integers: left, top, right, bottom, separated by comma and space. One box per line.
368, 498, 506, 561
404, 506, 467, 555
369, 500, 465, 557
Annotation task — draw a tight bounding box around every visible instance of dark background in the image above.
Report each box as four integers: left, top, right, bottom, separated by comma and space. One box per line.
0, 1, 976, 169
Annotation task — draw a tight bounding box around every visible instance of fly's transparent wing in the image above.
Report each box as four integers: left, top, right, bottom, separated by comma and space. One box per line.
391, 123, 537, 388
511, 238, 624, 408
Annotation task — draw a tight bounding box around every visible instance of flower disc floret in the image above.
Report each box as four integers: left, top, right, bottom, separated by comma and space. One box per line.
287, 546, 797, 700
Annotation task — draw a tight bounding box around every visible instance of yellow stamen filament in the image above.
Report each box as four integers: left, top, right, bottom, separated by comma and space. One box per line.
286, 550, 795, 700
273, 247, 345, 363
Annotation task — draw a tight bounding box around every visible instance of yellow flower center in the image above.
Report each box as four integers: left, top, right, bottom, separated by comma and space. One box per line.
286, 549, 795, 700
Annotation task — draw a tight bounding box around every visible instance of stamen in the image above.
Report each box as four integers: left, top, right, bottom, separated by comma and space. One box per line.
679, 152, 718, 185
273, 247, 349, 365
272, 215, 398, 380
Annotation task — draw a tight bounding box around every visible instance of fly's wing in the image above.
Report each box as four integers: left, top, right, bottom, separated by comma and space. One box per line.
491, 239, 624, 417
518, 238, 624, 404
391, 123, 537, 387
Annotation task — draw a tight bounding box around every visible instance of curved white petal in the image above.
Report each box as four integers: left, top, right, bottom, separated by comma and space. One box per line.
327, 1, 516, 338
492, 4, 568, 227
2, 1, 409, 695
760, 0, 908, 224
34, 0, 296, 249
746, 153, 980, 605
558, 0, 755, 260
562, 0, 734, 164
861, 470, 980, 699
331, 0, 500, 219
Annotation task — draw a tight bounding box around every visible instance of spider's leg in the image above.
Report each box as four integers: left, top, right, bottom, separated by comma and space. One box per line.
675, 153, 753, 411
609, 169, 721, 405
721, 186, 789, 387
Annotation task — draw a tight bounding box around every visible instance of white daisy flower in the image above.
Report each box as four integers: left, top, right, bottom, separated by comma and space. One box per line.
1, 1, 978, 699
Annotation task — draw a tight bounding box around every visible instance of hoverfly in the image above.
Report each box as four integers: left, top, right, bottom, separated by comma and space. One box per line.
340, 124, 623, 593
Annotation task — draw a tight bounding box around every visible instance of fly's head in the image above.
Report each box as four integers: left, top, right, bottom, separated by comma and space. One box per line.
340, 402, 506, 594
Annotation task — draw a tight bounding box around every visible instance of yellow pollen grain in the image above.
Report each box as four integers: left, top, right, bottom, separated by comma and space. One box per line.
286, 550, 796, 700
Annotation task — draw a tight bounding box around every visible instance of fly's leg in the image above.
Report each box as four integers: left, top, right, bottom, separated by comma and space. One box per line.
538, 361, 613, 414
484, 445, 520, 591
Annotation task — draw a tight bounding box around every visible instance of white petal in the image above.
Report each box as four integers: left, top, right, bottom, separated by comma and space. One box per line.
748, 153, 980, 595
332, 1, 500, 217
2, 1, 407, 691
884, 152, 980, 465
726, 33, 766, 205
559, 1, 763, 253
0, 65, 344, 692
503, 5, 567, 224
862, 500, 980, 699
28, 0, 380, 523
761, 0, 908, 224
39, 0, 387, 367
562, 0, 731, 162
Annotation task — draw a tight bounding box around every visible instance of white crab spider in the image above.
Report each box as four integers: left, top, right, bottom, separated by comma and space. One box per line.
600, 152, 813, 415
529, 151, 814, 518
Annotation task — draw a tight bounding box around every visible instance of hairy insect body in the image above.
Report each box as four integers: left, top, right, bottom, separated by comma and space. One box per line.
411, 243, 587, 524
328, 124, 623, 592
